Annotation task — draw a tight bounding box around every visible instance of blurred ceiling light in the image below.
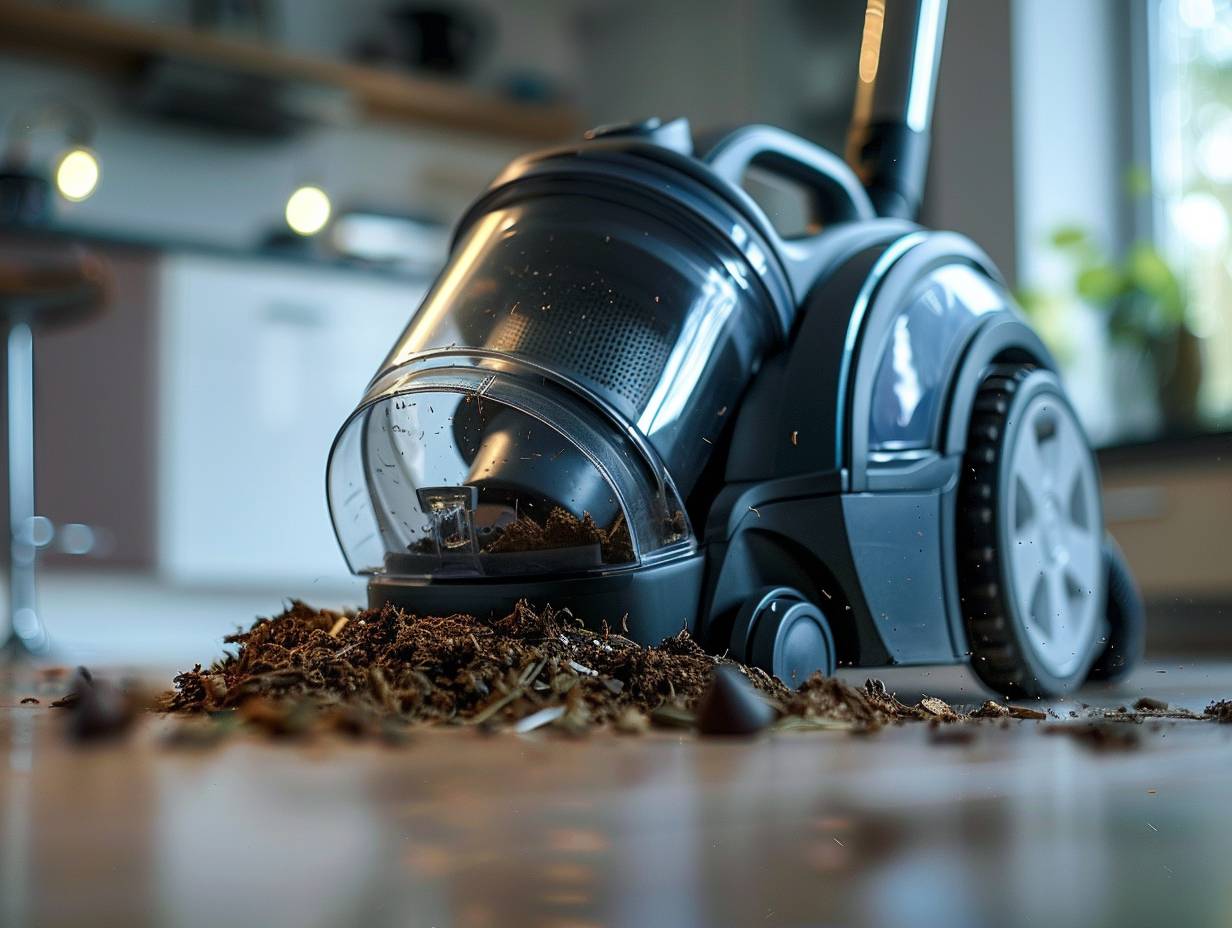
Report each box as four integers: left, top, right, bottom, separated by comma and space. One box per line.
1174, 191, 1228, 250
285, 184, 331, 236
54, 147, 100, 202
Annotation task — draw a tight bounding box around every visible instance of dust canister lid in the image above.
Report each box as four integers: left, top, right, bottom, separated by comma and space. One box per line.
327, 353, 692, 582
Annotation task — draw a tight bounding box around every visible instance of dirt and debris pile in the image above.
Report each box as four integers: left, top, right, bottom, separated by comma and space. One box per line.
481, 507, 685, 562
159, 601, 955, 737
161, 600, 794, 732
484, 508, 634, 563
1206, 699, 1232, 723
156, 602, 1232, 741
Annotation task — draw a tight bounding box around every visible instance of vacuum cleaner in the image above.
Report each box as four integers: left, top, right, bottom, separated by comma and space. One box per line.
327, 0, 1145, 697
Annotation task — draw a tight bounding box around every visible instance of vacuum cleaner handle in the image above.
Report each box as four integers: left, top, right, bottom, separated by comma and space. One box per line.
702, 124, 878, 300
704, 124, 876, 225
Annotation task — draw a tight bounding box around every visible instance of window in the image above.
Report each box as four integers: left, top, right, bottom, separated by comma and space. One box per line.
1153, 0, 1232, 432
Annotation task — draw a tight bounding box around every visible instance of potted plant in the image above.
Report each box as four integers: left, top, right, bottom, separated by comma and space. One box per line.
1019, 225, 1201, 433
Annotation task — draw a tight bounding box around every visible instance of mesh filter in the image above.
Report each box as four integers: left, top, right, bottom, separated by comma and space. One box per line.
375, 194, 778, 499
486, 281, 672, 410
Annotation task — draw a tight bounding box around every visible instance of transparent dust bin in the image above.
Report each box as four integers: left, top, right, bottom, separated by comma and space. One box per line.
327, 355, 693, 582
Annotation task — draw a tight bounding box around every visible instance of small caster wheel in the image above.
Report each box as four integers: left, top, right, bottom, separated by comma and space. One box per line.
730, 586, 835, 686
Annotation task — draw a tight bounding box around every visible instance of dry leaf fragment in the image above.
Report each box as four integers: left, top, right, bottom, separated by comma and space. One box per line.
919, 696, 958, 720
971, 700, 1010, 718
613, 707, 650, 734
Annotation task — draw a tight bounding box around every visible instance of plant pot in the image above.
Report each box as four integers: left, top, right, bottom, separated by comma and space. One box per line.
1154, 326, 1204, 433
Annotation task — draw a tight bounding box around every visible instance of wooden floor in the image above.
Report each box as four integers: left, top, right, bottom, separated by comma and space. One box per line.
2, 663, 1231, 928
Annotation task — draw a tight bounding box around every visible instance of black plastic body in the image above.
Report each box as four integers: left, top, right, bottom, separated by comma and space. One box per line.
367, 203, 1060, 671
697, 230, 1054, 667
370, 553, 706, 645
340, 2, 1109, 684
857, 122, 932, 220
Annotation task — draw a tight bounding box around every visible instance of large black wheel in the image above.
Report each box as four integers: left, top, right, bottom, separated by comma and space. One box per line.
958, 365, 1107, 698
1087, 537, 1146, 682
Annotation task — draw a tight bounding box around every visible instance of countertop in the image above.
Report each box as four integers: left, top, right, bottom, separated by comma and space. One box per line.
0, 220, 438, 284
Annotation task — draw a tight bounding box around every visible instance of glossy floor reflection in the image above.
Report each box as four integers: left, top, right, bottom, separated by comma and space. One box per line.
2, 665, 1231, 928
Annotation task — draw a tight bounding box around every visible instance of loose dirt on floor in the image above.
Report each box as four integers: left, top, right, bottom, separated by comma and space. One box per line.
25, 602, 1231, 745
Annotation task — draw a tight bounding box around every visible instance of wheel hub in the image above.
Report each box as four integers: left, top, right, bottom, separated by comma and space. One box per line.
1039, 492, 1068, 568
729, 587, 836, 683
1004, 393, 1103, 678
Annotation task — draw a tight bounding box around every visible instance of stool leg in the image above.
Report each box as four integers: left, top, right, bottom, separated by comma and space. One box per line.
4, 321, 47, 655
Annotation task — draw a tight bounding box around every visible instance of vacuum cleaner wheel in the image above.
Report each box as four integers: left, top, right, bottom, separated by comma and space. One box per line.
1086, 536, 1146, 683
958, 364, 1106, 698
730, 586, 835, 687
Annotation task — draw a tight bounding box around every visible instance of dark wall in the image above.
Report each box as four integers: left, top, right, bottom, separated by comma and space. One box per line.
0, 235, 159, 568
921, 0, 1017, 282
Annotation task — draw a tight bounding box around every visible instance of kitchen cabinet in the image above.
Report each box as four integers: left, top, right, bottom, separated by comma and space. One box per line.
3, 229, 424, 585
158, 253, 419, 585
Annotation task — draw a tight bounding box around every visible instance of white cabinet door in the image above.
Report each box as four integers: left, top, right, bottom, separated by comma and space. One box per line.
159, 254, 421, 585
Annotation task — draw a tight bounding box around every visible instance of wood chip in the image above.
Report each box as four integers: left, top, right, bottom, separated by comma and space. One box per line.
512, 705, 567, 734
471, 688, 524, 725
1008, 705, 1048, 720
773, 716, 857, 732
650, 704, 696, 729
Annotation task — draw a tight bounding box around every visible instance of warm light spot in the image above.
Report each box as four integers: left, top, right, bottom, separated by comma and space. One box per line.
542, 862, 594, 885
546, 828, 608, 854
402, 843, 455, 878
55, 147, 99, 202
812, 815, 854, 831
540, 892, 592, 906
858, 0, 886, 84
285, 184, 332, 236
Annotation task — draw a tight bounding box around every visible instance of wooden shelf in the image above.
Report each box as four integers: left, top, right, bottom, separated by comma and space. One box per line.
0, 0, 582, 142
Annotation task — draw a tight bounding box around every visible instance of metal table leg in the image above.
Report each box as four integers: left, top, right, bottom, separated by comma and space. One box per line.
4, 321, 48, 656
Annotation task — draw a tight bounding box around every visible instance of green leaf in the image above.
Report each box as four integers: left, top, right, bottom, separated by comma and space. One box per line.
1126, 243, 1184, 323
1050, 225, 1090, 250
1014, 286, 1045, 315
1010, 290, 1077, 367
1126, 243, 1172, 291
1076, 265, 1124, 304
1124, 164, 1152, 199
